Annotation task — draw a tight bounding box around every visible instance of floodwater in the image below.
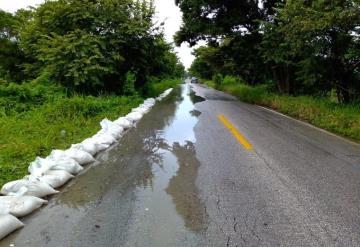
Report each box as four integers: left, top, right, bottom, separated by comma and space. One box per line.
1, 83, 208, 247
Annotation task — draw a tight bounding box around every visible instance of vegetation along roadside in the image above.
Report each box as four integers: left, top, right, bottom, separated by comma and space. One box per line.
202, 76, 360, 142
0, 0, 185, 186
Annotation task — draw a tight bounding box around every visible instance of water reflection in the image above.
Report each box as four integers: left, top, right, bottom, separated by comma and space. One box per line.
166, 141, 207, 233
134, 84, 207, 235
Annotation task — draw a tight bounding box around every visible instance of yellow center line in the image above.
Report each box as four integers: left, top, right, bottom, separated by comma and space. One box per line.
217, 114, 254, 151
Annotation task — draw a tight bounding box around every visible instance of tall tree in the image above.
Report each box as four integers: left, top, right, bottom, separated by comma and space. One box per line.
0, 10, 29, 82
13, 0, 183, 93
174, 0, 281, 45
262, 0, 360, 102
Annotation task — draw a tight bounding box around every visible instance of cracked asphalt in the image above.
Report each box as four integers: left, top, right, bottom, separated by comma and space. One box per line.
1, 81, 360, 247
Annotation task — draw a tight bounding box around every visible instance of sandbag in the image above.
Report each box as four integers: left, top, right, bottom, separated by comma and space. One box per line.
126, 112, 143, 122
37, 170, 74, 189
91, 133, 117, 145
156, 88, 173, 101
99, 119, 124, 138
131, 106, 150, 115
0, 196, 47, 217
141, 102, 155, 108
47, 151, 83, 174
28, 157, 54, 177
0, 214, 24, 240
144, 98, 156, 105
71, 141, 107, 156
114, 117, 133, 129
64, 148, 95, 165
1, 178, 58, 198
81, 138, 109, 152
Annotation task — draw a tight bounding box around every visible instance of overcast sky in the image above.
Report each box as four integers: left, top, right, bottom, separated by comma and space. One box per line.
0, 0, 197, 69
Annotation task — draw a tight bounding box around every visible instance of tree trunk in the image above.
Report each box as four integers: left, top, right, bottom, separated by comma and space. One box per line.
272, 64, 290, 94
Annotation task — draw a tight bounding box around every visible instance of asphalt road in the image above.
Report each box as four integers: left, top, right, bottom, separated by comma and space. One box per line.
1, 81, 360, 247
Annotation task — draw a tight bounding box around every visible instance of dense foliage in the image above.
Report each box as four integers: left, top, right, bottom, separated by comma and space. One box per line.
0, 0, 184, 93
178, 0, 360, 103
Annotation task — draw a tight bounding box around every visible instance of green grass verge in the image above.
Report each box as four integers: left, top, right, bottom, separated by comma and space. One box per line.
203, 76, 360, 142
145, 78, 183, 97
0, 78, 181, 186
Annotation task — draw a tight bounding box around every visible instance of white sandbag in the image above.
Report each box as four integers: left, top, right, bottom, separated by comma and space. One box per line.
78, 138, 109, 155
156, 88, 173, 101
99, 119, 124, 138
164, 88, 173, 95
141, 101, 155, 108
126, 112, 143, 122
71, 141, 107, 156
37, 170, 74, 189
144, 98, 156, 104
91, 133, 117, 145
64, 148, 95, 165
114, 117, 133, 129
131, 107, 149, 115
47, 150, 83, 174
0, 196, 47, 217
28, 157, 54, 177
1, 178, 58, 198
0, 214, 24, 240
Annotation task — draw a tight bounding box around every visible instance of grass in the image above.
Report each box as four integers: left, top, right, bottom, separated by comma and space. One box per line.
0, 78, 182, 186
203, 76, 360, 142
145, 77, 183, 97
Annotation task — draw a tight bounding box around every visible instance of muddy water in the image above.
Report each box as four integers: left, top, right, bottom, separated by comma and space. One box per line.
1, 83, 208, 247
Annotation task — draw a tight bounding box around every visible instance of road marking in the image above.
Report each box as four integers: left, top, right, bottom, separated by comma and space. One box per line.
217, 114, 253, 151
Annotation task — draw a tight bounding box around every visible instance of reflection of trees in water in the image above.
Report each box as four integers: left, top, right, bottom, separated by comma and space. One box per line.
189, 90, 205, 105
132, 88, 180, 188
166, 141, 207, 233
57, 87, 180, 208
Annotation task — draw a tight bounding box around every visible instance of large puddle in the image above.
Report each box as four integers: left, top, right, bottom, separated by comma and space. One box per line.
120, 84, 207, 246
1, 83, 208, 247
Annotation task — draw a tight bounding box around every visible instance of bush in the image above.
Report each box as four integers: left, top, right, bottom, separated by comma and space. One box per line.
0, 80, 63, 116
222, 75, 241, 86
205, 76, 360, 141
212, 74, 223, 89
145, 77, 183, 97
123, 71, 137, 96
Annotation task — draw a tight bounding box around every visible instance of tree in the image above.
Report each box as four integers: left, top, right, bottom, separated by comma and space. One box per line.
0, 0, 184, 93
189, 47, 213, 79
174, 0, 280, 45
0, 10, 28, 82
263, 0, 360, 102
175, 0, 282, 87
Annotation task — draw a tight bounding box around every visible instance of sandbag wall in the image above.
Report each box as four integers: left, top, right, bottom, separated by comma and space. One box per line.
0, 88, 173, 240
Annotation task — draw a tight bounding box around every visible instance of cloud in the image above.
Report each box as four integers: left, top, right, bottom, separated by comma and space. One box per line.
0, 0, 43, 13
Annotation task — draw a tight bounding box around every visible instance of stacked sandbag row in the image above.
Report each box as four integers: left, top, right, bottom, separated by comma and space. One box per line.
156, 88, 173, 101
0, 88, 173, 240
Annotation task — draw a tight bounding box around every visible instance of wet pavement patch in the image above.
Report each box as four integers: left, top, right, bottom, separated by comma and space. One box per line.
117, 84, 208, 246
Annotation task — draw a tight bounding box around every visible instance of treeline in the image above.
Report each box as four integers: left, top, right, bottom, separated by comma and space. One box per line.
175, 0, 360, 103
0, 0, 184, 94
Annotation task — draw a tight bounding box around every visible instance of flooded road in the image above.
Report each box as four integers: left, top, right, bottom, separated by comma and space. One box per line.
1, 84, 208, 247
2, 81, 360, 246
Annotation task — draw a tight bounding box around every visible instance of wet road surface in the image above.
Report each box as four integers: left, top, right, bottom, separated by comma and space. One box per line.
1, 81, 360, 246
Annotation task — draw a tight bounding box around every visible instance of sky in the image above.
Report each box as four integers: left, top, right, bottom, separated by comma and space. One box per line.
0, 0, 197, 69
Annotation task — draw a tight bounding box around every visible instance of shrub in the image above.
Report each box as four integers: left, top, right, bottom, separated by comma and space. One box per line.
212, 74, 223, 89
